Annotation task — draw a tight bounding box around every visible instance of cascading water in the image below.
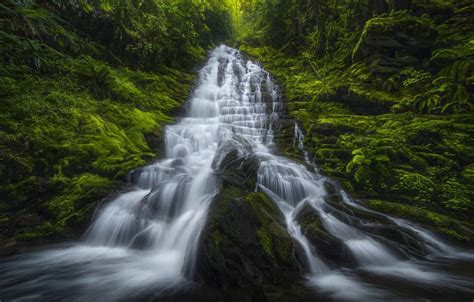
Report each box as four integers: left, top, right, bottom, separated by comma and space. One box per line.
257, 120, 474, 299
0, 45, 473, 301
256, 128, 474, 299
0, 45, 241, 301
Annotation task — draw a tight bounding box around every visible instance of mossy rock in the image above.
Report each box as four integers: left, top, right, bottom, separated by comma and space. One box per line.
353, 13, 437, 66
1, 173, 121, 252
195, 186, 302, 297
295, 205, 349, 266
366, 199, 474, 245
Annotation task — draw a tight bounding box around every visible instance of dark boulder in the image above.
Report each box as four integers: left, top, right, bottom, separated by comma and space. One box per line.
295, 205, 350, 266
195, 186, 305, 299
212, 136, 261, 189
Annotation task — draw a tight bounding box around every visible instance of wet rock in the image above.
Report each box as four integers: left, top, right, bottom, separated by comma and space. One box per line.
321, 196, 434, 258
195, 186, 303, 298
366, 199, 474, 246
295, 205, 351, 267
152, 282, 323, 302
212, 136, 261, 189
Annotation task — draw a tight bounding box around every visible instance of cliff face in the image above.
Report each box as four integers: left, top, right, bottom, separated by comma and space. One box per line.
237, 0, 474, 244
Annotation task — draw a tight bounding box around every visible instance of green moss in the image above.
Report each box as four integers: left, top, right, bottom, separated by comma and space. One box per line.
299, 216, 329, 242
240, 16, 473, 239
244, 192, 293, 262
462, 164, 474, 183
0, 63, 192, 244
0, 216, 9, 224
211, 231, 222, 250
48, 173, 113, 228
256, 227, 273, 258
366, 199, 474, 242
353, 11, 436, 63
245, 192, 275, 214
14, 231, 49, 242
0, 6, 199, 246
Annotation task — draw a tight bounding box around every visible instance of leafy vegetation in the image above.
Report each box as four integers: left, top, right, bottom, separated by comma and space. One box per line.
237, 0, 474, 243
0, 0, 233, 248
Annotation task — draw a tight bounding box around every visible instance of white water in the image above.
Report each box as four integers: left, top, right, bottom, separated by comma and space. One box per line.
0, 45, 283, 301
256, 118, 474, 299
1, 46, 473, 301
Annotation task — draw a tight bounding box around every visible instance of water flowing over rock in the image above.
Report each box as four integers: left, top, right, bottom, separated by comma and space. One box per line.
0, 46, 473, 301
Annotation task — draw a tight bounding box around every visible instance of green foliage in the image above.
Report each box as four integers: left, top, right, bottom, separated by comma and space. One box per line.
1, 0, 233, 70
346, 150, 372, 183
124, 0, 232, 68
0, 57, 193, 243
46, 173, 114, 232
237, 0, 474, 241
0, 0, 232, 246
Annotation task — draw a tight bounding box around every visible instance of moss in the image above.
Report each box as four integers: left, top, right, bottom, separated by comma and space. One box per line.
0, 14, 196, 246
47, 173, 114, 229
220, 186, 244, 203
241, 3, 474, 241
256, 227, 273, 258
245, 192, 275, 214
211, 231, 222, 250
0, 62, 193, 244
244, 191, 293, 263
462, 164, 474, 183
366, 199, 474, 243
272, 224, 292, 261
298, 215, 329, 242
352, 11, 436, 63
14, 230, 50, 242
438, 228, 470, 242
205, 186, 243, 230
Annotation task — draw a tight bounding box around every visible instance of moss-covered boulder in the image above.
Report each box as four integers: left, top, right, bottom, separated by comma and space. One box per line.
211, 136, 260, 189
195, 186, 303, 298
295, 205, 349, 266
353, 12, 437, 67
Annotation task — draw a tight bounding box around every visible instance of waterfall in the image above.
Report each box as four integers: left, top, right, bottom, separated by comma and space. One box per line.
1, 45, 473, 301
